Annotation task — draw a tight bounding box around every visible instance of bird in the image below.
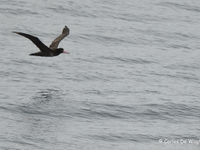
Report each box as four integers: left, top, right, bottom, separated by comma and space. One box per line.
13, 26, 70, 57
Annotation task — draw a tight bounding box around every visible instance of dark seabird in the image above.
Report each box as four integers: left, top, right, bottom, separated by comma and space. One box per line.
13, 26, 70, 57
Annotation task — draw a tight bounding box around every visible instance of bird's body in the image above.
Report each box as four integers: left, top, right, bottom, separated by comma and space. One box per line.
13, 26, 70, 57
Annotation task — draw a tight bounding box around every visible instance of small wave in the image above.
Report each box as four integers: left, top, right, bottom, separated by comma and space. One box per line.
75, 73, 109, 82
46, 5, 97, 18
150, 71, 199, 83
165, 64, 200, 71
158, 2, 200, 13
0, 8, 38, 15
88, 133, 160, 143
78, 102, 200, 122
145, 103, 200, 121
80, 33, 134, 46
167, 44, 191, 50
99, 56, 155, 65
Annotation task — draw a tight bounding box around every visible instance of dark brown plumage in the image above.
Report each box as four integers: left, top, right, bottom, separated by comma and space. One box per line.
13, 26, 70, 57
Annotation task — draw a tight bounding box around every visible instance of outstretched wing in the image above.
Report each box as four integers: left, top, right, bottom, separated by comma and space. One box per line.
13, 32, 50, 52
49, 26, 69, 50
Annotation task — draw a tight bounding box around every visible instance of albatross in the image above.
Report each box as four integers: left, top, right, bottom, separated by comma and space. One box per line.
13, 26, 70, 57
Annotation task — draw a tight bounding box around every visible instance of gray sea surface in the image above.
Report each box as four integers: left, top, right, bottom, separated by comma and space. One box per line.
0, 0, 200, 149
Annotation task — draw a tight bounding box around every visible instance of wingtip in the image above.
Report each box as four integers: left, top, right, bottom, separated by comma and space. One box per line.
64, 25, 69, 30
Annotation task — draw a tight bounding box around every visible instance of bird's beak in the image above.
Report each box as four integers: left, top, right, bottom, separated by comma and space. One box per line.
63, 51, 70, 54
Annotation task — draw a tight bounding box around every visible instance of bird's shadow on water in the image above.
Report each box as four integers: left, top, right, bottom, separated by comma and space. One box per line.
16, 88, 70, 141
31, 89, 59, 104
19, 88, 65, 114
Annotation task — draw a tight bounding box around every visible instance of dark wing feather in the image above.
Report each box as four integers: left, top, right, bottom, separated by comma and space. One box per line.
13, 32, 50, 52
49, 26, 69, 50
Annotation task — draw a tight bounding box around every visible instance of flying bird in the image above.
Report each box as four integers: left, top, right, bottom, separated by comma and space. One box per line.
13, 26, 70, 57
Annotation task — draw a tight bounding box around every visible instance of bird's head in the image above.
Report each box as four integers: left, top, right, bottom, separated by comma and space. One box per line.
56, 48, 69, 55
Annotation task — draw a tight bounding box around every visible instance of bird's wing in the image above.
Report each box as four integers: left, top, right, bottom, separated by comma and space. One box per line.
49, 26, 69, 50
13, 32, 50, 52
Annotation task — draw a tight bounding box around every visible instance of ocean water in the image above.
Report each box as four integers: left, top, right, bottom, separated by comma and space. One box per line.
0, 0, 200, 149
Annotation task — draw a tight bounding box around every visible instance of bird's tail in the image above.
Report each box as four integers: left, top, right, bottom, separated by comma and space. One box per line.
29, 52, 44, 56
